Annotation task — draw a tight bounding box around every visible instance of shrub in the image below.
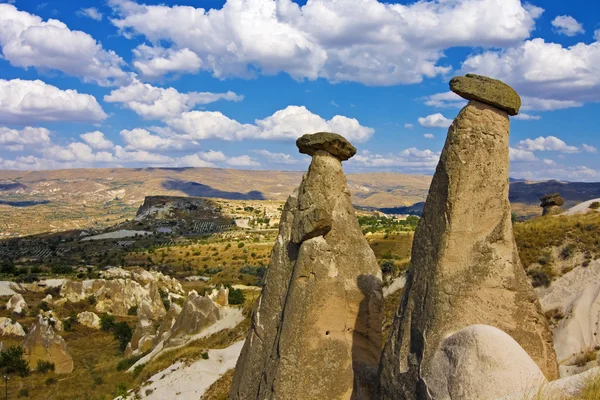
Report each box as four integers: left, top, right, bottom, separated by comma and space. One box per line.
93, 375, 104, 385
17, 387, 29, 397
237, 242, 245, 248
560, 244, 576, 260
45, 377, 57, 385
528, 270, 552, 288
38, 301, 50, 312
50, 265, 73, 275
228, 288, 245, 305
127, 305, 138, 316
112, 322, 133, 352
380, 260, 396, 276
63, 318, 73, 332
88, 295, 97, 305
201, 352, 209, 360
36, 360, 55, 373
0, 346, 30, 377
100, 314, 116, 331
0, 261, 16, 275
115, 383, 128, 397
132, 363, 146, 377
589, 201, 600, 210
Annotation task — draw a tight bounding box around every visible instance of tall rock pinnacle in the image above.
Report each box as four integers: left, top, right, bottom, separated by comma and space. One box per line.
377, 76, 558, 399
230, 132, 383, 400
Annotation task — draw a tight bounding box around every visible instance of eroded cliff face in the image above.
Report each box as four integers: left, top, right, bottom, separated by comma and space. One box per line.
377, 76, 558, 400
231, 132, 383, 400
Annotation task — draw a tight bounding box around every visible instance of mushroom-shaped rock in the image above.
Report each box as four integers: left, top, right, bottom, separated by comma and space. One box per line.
6, 293, 27, 314
378, 79, 558, 399
23, 315, 73, 374
540, 193, 565, 216
231, 132, 382, 399
428, 325, 548, 400
296, 131, 357, 161
450, 74, 521, 115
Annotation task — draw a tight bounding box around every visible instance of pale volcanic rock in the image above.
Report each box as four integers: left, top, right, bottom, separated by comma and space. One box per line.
77, 311, 101, 329
6, 293, 27, 314
552, 281, 600, 366
296, 131, 357, 161
428, 325, 548, 400
450, 73, 521, 115
165, 291, 221, 346
378, 79, 558, 399
231, 132, 383, 400
23, 315, 73, 374
0, 317, 25, 336
208, 286, 229, 307
60, 279, 166, 318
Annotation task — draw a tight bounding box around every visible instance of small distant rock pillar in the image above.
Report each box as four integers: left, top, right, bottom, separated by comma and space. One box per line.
230, 132, 383, 400
540, 193, 565, 216
377, 74, 558, 399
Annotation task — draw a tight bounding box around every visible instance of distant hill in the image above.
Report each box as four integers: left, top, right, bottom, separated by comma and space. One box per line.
1, 167, 600, 236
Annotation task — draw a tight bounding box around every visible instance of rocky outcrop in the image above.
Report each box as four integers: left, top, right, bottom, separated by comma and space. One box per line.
429, 325, 548, 399
23, 314, 73, 374
231, 132, 383, 400
6, 293, 27, 314
60, 278, 166, 318
0, 317, 25, 336
378, 76, 558, 399
77, 311, 100, 329
208, 286, 229, 307
450, 74, 521, 115
541, 193, 565, 216
552, 281, 600, 366
166, 291, 221, 346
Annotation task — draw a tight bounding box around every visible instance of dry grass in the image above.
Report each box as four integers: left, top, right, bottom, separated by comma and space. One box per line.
514, 212, 600, 269
202, 368, 234, 400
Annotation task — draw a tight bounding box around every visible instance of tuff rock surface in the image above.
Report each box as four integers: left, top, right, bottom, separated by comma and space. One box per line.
378, 84, 558, 399
231, 132, 383, 400
0, 317, 25, 336
428, 325, 548, 400
77, 311, 101, 329
23, 314, 73, 374
6, 293, 27, 314
540, 193, 565, 216
60, 278, 166, 318
450, 74, 521, 115
296, 131, 357, 161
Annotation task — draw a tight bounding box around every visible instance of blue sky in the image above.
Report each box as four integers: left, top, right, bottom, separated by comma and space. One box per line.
0, 0, 599, 181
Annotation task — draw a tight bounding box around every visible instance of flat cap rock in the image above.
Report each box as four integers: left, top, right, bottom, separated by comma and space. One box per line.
450, 74, 521, 116
296, 132, 357, 161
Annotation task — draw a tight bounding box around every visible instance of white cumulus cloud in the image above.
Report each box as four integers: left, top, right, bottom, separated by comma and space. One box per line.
132, 45, 203, 78
418, 113, 452, 128
518, 136, 579, 153
104, 79, 243, 120
0, 126, 51, 151
0, 79, 107, 124
0, 4, 126, 85
551, 15, 584, 36
109, 0, 542, 85
80, 131, 114, 150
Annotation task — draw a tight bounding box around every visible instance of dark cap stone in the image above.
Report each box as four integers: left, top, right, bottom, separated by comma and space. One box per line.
296, 132, 357, 161
450, 74, 521, 116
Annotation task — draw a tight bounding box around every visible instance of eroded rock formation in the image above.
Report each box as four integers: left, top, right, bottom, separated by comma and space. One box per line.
23, 314, 73, 374
77, 311, 100, 329
231, 132, 383, 400
378, 75, 558, 399
6, 293, 27, 314
541, 193, 565, 216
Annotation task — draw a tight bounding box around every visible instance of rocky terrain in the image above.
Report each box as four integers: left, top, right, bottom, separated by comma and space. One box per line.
2, 165, 600, 238
0, 76, 599, 399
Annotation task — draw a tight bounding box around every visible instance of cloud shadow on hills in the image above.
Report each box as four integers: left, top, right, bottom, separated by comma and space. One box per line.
0, 200, 50, 207
162, 179, 266, 200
